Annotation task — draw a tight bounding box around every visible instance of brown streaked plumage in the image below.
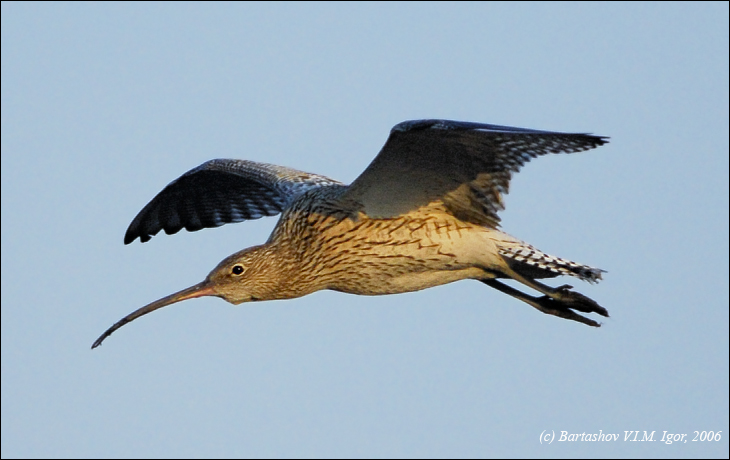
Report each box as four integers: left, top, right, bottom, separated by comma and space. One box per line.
93, 119, 609, 349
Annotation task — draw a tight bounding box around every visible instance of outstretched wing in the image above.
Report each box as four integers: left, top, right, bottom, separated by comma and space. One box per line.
124, 159, 341, 244
340, 119, 608, 227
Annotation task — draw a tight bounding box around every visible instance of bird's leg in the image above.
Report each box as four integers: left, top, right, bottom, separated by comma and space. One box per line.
479, 266, 609, 326
480, 279, 603, 326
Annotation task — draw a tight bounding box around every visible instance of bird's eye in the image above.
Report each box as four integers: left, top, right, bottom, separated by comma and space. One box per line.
232, 265, 244, 275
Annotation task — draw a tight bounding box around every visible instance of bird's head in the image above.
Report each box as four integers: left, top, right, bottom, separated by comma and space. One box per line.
203, 244, 286, 304
91, 244, 287, 349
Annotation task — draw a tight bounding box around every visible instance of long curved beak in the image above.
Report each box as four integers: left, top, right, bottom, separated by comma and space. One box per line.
92, 281, 217, 349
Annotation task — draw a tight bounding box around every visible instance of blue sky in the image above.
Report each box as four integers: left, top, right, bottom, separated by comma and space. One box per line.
2, 2, 728, 458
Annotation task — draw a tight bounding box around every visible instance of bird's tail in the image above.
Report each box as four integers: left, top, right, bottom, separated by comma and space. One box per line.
498, 242, 604, 283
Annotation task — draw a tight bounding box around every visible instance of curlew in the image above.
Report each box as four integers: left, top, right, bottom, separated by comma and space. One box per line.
92, 119, 609, 348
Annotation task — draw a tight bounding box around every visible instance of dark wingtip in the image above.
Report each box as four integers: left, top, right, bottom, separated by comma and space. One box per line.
124, 229, 153, 244
124, 220, 140, 244
593, 135, 610, 146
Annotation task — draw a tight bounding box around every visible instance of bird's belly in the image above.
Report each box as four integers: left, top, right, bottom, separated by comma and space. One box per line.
329, 266, 490, 296
312, 213, 509, 295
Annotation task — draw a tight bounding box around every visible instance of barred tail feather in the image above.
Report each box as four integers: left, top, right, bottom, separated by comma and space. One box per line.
498, 243, 605, 283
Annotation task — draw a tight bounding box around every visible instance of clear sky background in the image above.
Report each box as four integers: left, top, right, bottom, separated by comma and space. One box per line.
2, 2, 728, 458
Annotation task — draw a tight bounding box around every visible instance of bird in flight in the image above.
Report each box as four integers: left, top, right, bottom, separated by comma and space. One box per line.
92, 119, 609, 348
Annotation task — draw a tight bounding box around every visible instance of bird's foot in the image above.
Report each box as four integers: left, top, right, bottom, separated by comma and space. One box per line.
529, 295, 604, 327
548, 286, 609, 317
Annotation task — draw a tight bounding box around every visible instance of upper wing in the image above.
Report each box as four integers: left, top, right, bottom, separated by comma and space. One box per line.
340, 119, 608, 227
124, 159, 341, 244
